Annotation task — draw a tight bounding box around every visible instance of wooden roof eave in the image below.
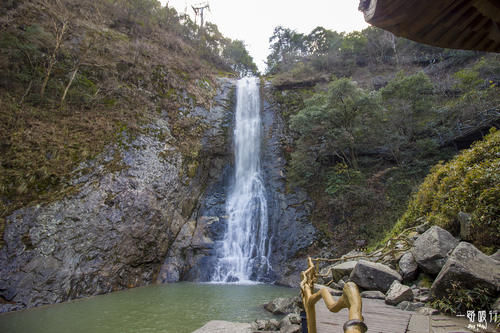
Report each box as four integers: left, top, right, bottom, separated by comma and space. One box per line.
358, 0, 500, 53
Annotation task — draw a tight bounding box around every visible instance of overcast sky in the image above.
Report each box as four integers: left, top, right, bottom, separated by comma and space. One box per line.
160, 0, 369, 72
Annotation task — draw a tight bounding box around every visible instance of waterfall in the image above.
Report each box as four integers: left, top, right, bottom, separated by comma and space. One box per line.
212, 77, 271, 283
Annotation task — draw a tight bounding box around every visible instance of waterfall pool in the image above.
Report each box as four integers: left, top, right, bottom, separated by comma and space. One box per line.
0, 283, 298, 333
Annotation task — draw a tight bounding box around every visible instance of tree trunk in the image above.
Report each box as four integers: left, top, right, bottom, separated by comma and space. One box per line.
40, 20, 68, 98
60, 65, 79, 105
20, 80, 33, 105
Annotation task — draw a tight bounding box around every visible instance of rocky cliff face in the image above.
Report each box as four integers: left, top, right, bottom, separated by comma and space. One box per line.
261, 81, 317, 286
157, 78, 236, 283
0, 78, 236, 312
157, 79, 317, 285
0, 77, 317, 313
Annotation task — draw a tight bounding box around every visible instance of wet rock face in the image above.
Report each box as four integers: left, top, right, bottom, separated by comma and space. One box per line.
0, 133, 181, 311
156, 78, 236, 283
0, 78, 236, 312
177, 80, 317, 284
261, 82, 317, 286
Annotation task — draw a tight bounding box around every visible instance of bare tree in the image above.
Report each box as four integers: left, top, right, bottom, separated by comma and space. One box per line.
60, 34, 95, 104
60, 4, 106, 105
38, 0, 71, 98
387, 31, 399, 65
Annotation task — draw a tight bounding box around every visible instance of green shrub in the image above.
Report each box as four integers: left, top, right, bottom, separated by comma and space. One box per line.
391, 128, 500, 249
430, 282, 496, 316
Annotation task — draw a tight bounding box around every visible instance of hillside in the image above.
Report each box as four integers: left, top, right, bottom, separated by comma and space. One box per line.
265, 25, 500, 254
0, 0, 256, 247
392, 128, 499, 251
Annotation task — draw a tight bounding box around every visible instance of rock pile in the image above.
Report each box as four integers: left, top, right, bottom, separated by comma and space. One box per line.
249, 296, 302, 333
195, 223, 499, 333
317, 224, 500, 312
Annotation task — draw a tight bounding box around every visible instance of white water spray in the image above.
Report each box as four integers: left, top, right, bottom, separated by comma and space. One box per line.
213, 77, 271, 283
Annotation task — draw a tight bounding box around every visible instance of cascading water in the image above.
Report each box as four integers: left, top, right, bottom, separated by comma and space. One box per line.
212, 77, 271, 283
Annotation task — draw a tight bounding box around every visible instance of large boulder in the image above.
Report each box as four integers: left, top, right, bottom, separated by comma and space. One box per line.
349, 260, 402, 292
329, 261, 358, 282
319, 261, 358, 283
385, 280, 414, 305
412, 226, 459, 275
431, 242, 500, 298
264, 296, 301, 315
193, 321, 252, 333
398, 252, 418, 282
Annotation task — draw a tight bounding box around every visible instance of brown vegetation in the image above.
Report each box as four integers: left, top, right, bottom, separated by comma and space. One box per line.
0, 0, 255, 246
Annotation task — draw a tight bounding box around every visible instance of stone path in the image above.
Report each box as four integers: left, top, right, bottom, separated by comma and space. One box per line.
316, 298, 412, 333
315, 299, 494, 333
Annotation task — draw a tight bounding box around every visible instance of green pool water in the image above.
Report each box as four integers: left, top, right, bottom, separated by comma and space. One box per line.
0, 283, 298, 333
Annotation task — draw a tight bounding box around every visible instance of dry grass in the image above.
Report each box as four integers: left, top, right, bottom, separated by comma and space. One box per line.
0, 0, 227, 247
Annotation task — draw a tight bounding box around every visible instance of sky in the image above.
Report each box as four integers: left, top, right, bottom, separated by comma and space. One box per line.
160, 0, 369, 72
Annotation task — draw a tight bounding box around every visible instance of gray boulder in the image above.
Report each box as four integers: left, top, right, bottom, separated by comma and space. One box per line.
399, 252, 418, 282
412, 226, 459, 275
264, 296, 301, 315
280, 324, 301, 333
431, 242, 500, 297
280, 313, 301, 328
193, 321, 252, 333
385, 280, 414, 305
252, 319, 280, 331
350, 260, 402, 292
321, 261, 358, 282
360, 290, 385, 300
